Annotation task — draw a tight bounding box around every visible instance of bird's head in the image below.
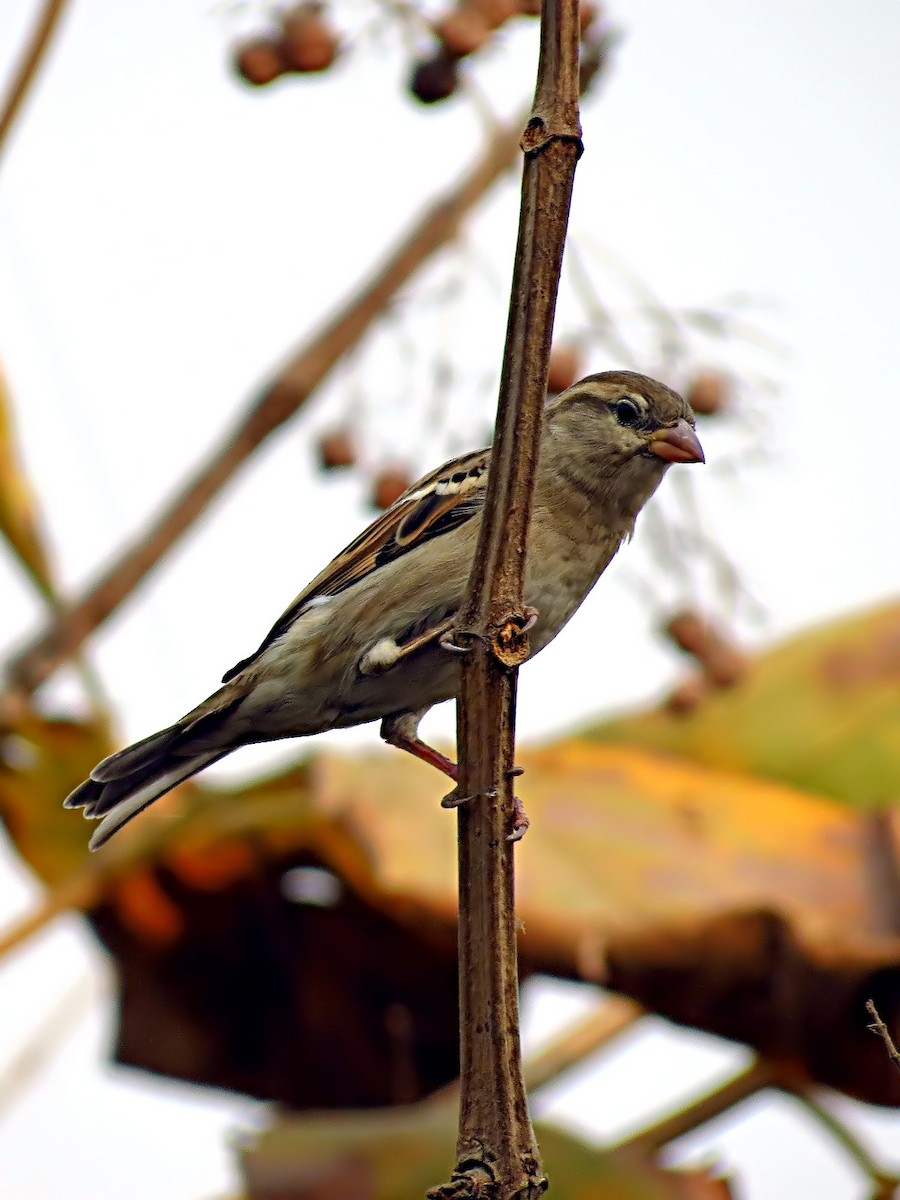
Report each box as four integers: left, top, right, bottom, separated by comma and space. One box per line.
544, 370, 704, 525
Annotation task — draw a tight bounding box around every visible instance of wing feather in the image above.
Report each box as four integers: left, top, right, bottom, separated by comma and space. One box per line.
221, 447, 489, 682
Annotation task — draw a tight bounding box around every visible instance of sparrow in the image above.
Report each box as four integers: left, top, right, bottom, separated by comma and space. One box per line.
64, 371, 703, 849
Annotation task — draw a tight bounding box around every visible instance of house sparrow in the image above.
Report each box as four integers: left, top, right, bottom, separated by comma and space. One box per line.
65, 371, 703, 849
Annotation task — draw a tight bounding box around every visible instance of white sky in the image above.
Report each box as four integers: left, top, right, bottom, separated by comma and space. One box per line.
0, 1, 899, 1197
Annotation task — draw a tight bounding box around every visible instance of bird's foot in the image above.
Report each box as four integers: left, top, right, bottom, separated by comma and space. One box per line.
508, 792, 530, 842
440, 785, 489, 810
381, 715, 527, 840
441, 768, 529, 842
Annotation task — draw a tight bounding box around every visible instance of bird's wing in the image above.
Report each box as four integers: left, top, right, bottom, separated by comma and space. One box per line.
221, 447, 490, 682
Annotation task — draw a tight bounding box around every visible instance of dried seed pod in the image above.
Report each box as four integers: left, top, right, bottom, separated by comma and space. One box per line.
281, 4, 339, 73
666, 610, 710, 655
435, 8, 491, 58
664, 610, 749, 689
317, 429, 357, 471
664, 675, 709, 715
687, 370, 729, 416
410, 52, 459, 104
371, 468, 412, 510
469, 0, 518, 29
234, 38, 290, 86
703, 643, 749, 688
547, 343, 582, 394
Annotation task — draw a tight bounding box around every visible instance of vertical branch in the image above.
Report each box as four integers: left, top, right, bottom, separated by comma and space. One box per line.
430, 0, 583, 1196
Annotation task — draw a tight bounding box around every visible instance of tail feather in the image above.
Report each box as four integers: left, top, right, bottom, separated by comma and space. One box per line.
64, 690, 242, 850
89, 725, 183, 783
85, 750, 224, 851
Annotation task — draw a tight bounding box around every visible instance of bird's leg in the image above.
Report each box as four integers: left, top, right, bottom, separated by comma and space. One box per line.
380, 711, 458, 781
359, 619, 456, 677
382, 713, 529, 842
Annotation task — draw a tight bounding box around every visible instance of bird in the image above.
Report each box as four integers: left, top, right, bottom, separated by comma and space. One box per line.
64, 370, 704, 850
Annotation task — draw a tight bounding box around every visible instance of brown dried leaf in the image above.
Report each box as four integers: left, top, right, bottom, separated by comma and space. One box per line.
54, 739, 900, 1106
6, 640, 900, 1107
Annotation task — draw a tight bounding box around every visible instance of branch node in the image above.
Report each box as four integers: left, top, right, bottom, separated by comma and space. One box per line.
520, 116, 583, 157
426, 1156, 548, 1200
490, 608, 539, 668
427, 1159, 496, 1199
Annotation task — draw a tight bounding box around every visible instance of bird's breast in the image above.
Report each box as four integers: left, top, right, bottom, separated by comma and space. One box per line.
524, 527, 623, 654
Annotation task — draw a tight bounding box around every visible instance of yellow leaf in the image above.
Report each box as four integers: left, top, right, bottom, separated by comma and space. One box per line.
586, 601, 900, 809
0, 366, 54, 596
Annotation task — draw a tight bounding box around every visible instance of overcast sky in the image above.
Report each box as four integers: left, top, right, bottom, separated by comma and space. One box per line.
1, 1, 899, 1197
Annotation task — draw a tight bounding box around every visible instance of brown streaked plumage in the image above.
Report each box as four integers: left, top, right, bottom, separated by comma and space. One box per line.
64, 371, 703, 849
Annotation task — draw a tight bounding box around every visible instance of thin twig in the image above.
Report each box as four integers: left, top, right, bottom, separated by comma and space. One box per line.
567, 241, 641, 368
428, 1, 583, 1196
3, 40, 613, 702
0, 0, 70, 165
866, 1000, 900, 1075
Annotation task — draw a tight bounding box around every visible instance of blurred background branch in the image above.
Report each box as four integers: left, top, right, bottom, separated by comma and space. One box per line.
0, 0, 69, 165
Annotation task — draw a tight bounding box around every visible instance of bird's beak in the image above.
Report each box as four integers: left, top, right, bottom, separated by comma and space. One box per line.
648, 420, 705, 464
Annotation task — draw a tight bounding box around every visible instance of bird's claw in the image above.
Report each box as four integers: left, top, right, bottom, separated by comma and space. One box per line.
440, 778, 530, 842
441, 786, 495, 810
519, 607, 539, 634
439, 627, 488, 654
507, 794, 530, 842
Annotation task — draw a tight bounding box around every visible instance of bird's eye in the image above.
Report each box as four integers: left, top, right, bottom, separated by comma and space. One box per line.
614, 398, 642, 427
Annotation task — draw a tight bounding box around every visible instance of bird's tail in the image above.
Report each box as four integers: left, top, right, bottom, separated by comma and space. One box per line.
64, 695, 239, 851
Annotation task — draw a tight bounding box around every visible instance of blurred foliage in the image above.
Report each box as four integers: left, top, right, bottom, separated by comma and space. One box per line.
5, 610, 900, 1108
587, 601, 900, 808
0, 712, 114, 882
239, 1106, 733, 1200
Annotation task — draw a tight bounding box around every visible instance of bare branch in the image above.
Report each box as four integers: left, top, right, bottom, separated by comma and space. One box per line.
3, 36, 613, 700
429, 0, 583, 1196
866, 999, 900, 1075
0, 0, 70, 166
